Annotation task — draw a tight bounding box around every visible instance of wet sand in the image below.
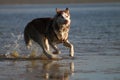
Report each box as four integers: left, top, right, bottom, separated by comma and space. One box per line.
0, 54, 120, 80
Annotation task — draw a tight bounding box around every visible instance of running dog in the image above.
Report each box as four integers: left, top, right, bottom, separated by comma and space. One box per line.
24, 8, 74, 59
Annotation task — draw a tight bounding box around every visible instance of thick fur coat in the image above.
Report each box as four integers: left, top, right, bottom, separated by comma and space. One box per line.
24, 8, 74, 59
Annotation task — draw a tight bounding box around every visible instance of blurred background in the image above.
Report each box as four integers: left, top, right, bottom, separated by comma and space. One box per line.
0, 0, 120, 4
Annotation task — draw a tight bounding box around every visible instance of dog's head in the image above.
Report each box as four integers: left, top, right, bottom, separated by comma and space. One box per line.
53, 8, 71, 41
54, 8, 71, 26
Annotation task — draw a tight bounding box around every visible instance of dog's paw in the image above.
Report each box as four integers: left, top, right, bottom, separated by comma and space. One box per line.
41, 51, 62, 60
51, 54, 62, 60
69, 54, 74, 57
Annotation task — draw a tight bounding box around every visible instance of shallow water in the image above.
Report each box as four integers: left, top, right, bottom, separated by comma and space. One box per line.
0, 3, 120, 80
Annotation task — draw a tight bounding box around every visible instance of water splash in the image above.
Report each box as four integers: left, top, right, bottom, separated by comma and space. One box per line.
4, 33, 24, 54
0, 32, 62, 60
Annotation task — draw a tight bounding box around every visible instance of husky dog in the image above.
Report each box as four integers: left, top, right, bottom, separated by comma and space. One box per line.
24, 8, 74, 59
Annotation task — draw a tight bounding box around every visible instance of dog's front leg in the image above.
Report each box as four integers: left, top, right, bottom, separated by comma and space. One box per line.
35, 37, 51, 59
49, 42, 61, 54
52, 45, 61, 54
41, 39, 61, 59
41, 42, 59, 59
63, 40, 74, 57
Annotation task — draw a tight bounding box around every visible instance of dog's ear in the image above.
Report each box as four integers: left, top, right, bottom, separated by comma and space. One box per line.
56, 8, 60, 13
65, 8, 69, 14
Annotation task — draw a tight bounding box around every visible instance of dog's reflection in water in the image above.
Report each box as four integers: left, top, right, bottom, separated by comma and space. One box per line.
26, 60, 74, 80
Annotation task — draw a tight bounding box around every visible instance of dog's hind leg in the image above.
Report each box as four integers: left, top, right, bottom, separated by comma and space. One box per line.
24, 30, 32, 49
63, 40, 74, 57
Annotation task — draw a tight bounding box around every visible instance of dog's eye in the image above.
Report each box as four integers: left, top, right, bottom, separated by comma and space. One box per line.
61, 16, 64, 18
57, 13, 62, 17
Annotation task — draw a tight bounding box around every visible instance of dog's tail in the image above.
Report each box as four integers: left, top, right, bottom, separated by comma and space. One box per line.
24, 25, 32, 49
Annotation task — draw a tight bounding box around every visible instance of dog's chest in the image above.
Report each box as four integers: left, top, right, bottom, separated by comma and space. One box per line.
52, 26, 69, 43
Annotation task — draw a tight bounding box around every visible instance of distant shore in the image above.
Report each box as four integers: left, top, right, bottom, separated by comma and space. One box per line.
0, 0, 120, 5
